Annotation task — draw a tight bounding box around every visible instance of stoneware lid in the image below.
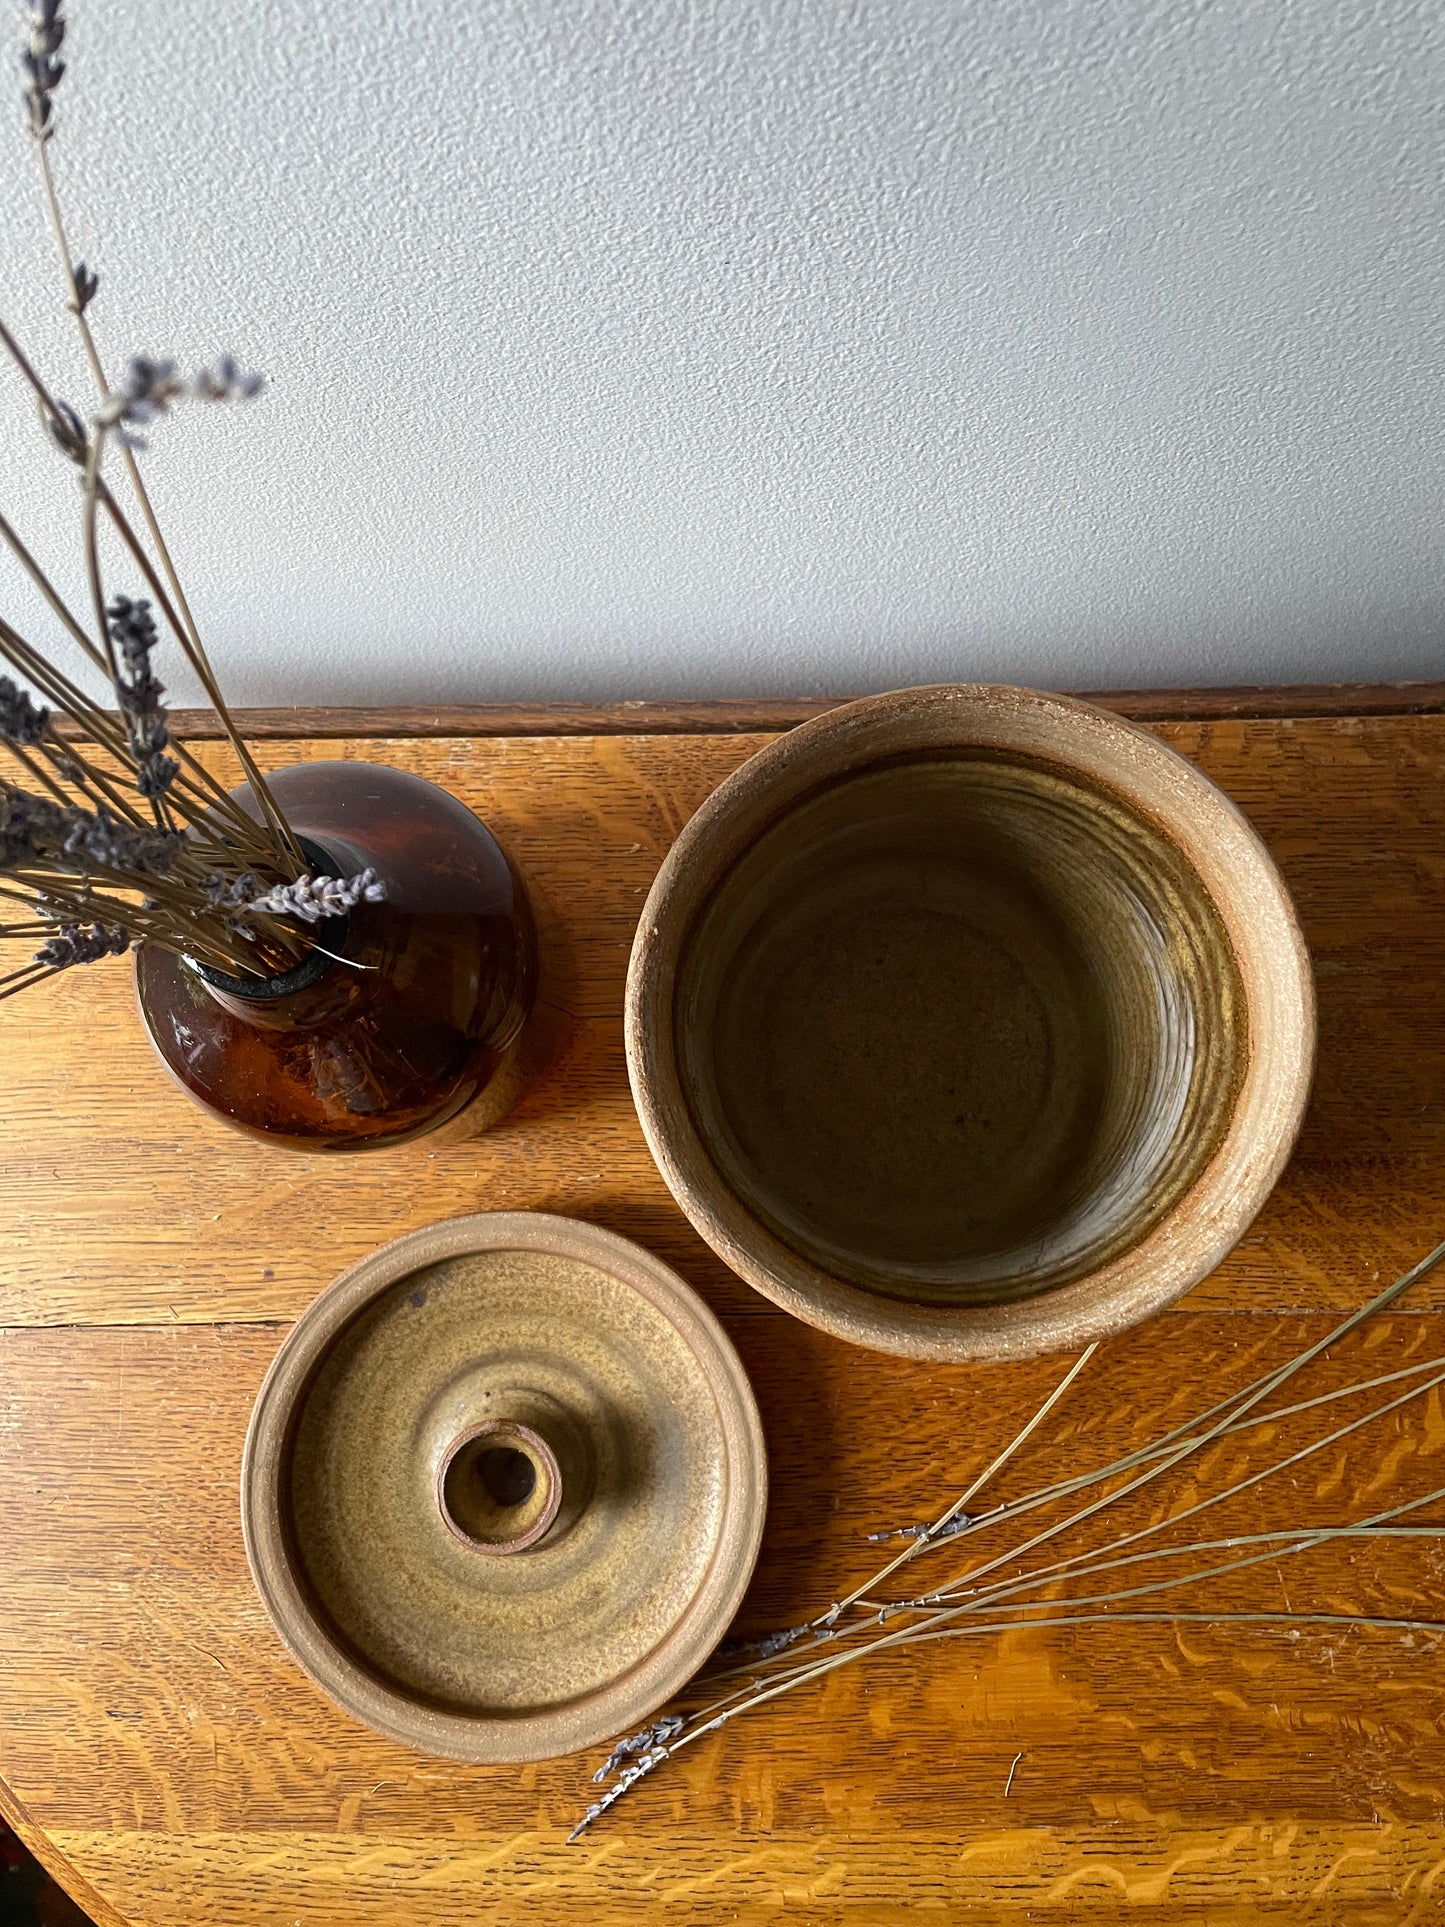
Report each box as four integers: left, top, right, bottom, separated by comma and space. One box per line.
241, 1213, 767, 1762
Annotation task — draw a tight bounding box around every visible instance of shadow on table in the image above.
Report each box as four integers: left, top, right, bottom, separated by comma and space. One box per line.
0, 1822, 93, 1927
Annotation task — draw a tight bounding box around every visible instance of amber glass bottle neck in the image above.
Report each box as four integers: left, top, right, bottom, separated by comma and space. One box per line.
188, 834, 353, 1025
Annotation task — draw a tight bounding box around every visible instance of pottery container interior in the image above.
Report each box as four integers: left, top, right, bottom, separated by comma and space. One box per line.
626, 685, 1316, 1362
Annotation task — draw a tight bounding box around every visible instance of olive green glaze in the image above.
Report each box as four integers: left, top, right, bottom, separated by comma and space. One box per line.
436, 1421, 562, 1553
242, 1215, 766, 1762
626, 685, 1316, 1362
678, 754, 1244, 1305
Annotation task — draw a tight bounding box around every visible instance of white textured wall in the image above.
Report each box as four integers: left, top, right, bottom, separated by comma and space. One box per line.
1, 0, 1441, 705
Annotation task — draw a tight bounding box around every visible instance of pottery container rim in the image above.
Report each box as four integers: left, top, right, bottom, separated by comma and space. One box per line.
240, 1210, 769, 1762
624, 682, 1317, 1363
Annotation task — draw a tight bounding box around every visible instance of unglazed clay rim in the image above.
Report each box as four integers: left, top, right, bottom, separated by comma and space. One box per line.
240, 1212, 768, 1762
625, 684, 1316, 1363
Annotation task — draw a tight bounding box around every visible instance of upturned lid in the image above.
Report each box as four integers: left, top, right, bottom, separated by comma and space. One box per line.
241, 1213, 767, 1761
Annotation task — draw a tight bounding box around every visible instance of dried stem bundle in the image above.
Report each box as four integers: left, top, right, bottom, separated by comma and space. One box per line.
1, 3, 382, 997
572, 1237, 1445, 1840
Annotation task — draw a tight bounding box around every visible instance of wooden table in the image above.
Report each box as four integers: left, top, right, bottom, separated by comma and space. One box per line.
4, 686, 1445, 1926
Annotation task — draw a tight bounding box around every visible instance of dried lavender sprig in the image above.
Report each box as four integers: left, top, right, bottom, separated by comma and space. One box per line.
721, 1601, 844, 1663
864, 1244, 1445, 1636
581, 1435, 1445, 1835
245, 868, 386, 925
839, 1344, 1445, 1634
723, 1625, 817, 1662
77, 438, 306, 869
0, 778, 183, 875
709, 1341, 1445, 1713
32, 919, 128, 968
568, 1746, 669, 1844
0, 595, 286, 860
782, 1337, 1445, 1649
21, 0, 64, 140
706, 1345, 1107, 1681
94, 354, 264, 447
660, 1501, 1445, 1780
831, 1467, 1445, 1652
591, 1715, 683, 1783
67, 259, 95, 314
0, 201, 297, 874
106, 595, 178, 798
921, 1483, 1445, 1629
570, 1238, 1445, 1839
908, 1346, 1445, 1625
830, 1343, 1100, 1622
0, 335, 283, 861
44, 395, 86, 463
725, 1352, 1101, 1673
675, 1558, 1445, 1799
864, 1246, 1445, 1638
866, 1514, 975, 1545
0, 618, 177, 832
17, 50, 303, 878
809, 1256, 1445, 1656
569, 1604, 1445, 1846
2, 882, 232, 963
0, 874, 267, 979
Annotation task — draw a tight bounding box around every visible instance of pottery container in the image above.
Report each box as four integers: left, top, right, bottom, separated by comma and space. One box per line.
626, 685, 1315, 1362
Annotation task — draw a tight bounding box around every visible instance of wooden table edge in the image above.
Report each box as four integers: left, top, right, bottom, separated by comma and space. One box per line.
65, 679, 1445, 741
0, 1775, 130, 1927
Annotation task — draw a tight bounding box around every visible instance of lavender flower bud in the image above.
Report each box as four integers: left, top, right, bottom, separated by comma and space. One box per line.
244, 867, 386, 925
33, 920, 130, 969
45, 397, 87, 463
135, 755, 179, 799
69, 261, 97, 314
201, 871, 258, 913
106, 595, 178, 799
865, 1513, 974, 1545
0, 780, 182, 877
591, 1715, 684, 1783
192, 355, 265, 402
0, 677, 50, 747
22, 0, 65, 139
567, 1746, 670, 1844
107, 594, 158, 679
720, 1621, 820, 1661
95, 355, 266, 445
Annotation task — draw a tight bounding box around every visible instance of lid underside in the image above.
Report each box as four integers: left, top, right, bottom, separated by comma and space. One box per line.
244, 1217, 767, 1760
288, 1248, 728, 1713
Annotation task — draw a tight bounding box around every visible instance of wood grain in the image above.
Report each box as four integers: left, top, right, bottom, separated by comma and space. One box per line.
6, 1314, 1445, 1923
4, 716, 1445, 1328
119, 680, 1445, 740
3, 696, 1445, 1924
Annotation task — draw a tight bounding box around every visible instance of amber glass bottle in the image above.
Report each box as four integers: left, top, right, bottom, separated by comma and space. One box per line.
135, 761, 535, 1150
